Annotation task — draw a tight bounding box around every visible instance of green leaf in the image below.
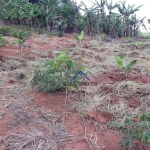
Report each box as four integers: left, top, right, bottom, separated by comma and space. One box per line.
140, 113, 149, 121
108, 121, 116, 127
117, 123, 125, 129
57, 51, 66, 60
78, 30, 84, 41
126, 60, 137, 70
65, 85, 74, 91
139, 131, 150, 144
115, 55, 126, 68
74, 35, 80, 42
74, 31, 84, 42
129, 136, 134, 148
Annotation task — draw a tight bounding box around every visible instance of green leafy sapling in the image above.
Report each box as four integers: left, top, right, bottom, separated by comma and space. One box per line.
74, 30, 84, 43
97, 33, 105, 45
31, 51, 88, 92
115, 55, 137, 79
17, 31, 26, 50
109, 113, 150, 149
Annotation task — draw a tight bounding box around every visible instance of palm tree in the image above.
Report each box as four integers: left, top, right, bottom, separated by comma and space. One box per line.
81, 2, 98, 34
40, 0, 59, 31
91, 0, 106, 33
129, 15, 146, 37
60, 0, 81, 32
105, 0, 118, 34
117, 1, 143, 36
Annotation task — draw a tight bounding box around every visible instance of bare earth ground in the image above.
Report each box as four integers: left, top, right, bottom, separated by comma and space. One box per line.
0, 31, 150, 150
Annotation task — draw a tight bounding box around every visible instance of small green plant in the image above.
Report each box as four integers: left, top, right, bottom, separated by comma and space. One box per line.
97, 33, 105, 44
74, 30, 84, 43
0, 34, 6, 47
17, 31, 26, 50
16, 30, 27, 40
109, 113, 150, 150
115, 55, 137, 78
31, 51, 87, 92
18, 39, 25, 50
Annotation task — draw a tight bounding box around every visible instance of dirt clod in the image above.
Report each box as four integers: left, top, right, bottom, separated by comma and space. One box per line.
87, 110, 111, 123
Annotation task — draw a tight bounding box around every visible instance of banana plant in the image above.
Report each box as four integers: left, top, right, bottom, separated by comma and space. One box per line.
24, 2, 37, 28
40, 0, 59, 31
129, 15, 146, 37
97, 33, 105, 44
105, 0, 118, 35
74, 30, 84, 43
115, 55, 137, 79
81, 1, 98, 34
59, 0, 82, 33
117, 1, 143, 36
92, 0, 106, 33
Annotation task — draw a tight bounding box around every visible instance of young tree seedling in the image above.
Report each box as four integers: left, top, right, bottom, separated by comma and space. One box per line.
17, 31, 26, 50
74, 30, 84, 47
115, 55, 137, 79
97, 33, 105, 45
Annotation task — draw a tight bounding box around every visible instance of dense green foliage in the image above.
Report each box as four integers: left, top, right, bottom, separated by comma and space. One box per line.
0, 0, 80, 32
0, 0, 146, 38
31, 51, 86, 92
109, 113, 150, 150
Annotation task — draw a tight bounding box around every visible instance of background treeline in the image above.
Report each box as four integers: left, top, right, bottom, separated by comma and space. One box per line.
0, 0, 149, 37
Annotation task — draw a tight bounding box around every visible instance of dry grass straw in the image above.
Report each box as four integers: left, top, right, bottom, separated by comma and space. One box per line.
70, 79, 150, 121
6, 126, 65, 150
100, 81, 150, 120
2, 84, 30, 103
5, 104, 86, 150
70, 84, 106, 114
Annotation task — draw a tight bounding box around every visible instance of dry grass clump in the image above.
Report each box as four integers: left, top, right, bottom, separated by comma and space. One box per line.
6, 105, 34, 127
70, 85, 106, 114
1, 84, 30, 104
6, 125, 66, 150
102, 81, 150, 119
70, 80, 150, 122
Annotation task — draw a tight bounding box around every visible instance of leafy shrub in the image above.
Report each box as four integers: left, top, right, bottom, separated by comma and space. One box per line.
109, 113, 150, 150
0, 34, 6, 47
31, 51, 86, 92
